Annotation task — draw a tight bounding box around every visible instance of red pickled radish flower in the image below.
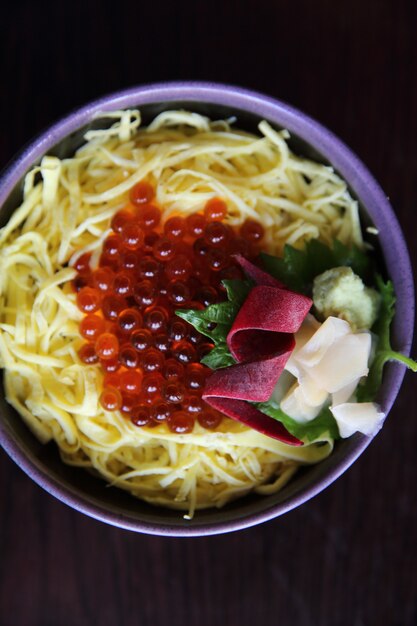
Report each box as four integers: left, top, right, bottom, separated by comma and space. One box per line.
232, 254, 284, 287
227, 286, 312, 362
202, 256, 312, 445
203, 397, 300, 444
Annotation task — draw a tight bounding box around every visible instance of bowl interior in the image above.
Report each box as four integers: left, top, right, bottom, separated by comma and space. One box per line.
0, 94, 412, 535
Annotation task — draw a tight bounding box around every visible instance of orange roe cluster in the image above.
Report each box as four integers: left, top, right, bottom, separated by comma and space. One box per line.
74, 181, 264, 434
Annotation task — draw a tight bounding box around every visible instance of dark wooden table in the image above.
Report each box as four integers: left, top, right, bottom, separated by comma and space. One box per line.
1, 1, 416, 625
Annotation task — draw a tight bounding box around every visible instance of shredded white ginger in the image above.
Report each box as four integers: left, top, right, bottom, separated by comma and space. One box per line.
0, 108, 364, 517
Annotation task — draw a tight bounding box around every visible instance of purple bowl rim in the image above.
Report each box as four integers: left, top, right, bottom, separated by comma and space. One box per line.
0, 80, 414, 537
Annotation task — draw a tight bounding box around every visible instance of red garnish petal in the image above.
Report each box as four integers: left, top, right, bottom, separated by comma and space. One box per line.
233, 254, 284, 287
203, 256, 312, 445
203, 348, 294, 403
227, 285, 312, 361
204, 397, 303, 446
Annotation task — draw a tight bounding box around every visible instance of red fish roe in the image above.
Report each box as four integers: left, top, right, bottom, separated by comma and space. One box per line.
77, 287, 101, 313
240, 218, 265, 244
186, 213, 206, 237
204, 198, 227, 222
95, 333, 119, 360
139, 205, 161, 231
119, 344, 140, 369
74, 252, 92, 274
168, 411, 195, 434
92, 267, 115, 292
78, 343, 99, 365
100, 387, 122, 411
74, 184, 264, 433
111, 209, 134, 234
79, 314, 105, 341
164, 216, 186, 241
130, 181, 155, 206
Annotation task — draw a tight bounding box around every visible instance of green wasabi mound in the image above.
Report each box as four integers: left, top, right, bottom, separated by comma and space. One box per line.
312, 266, 380, 330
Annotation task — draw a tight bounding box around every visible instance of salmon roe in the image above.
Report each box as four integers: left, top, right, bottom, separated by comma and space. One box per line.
75, 183, 264, 433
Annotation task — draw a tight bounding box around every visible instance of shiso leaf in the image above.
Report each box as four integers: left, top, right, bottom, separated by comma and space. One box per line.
255, 400, 340, 441
357, 276, 417, 401
260, 239, 372, 294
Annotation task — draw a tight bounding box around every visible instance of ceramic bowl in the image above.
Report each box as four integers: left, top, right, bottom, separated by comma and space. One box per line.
0, 82, 414, 536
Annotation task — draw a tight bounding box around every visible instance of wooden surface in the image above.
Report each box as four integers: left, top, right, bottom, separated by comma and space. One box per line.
1, 1, 416, 624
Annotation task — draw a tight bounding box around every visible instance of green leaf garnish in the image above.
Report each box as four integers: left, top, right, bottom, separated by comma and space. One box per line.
175, 308, 228, 344
201, 343, 236, 369
260, 239, 372, 294
256, 400, 340, 441
357, 276, 417, 401
221, 278, 253, 308
176, 278, 253, 369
